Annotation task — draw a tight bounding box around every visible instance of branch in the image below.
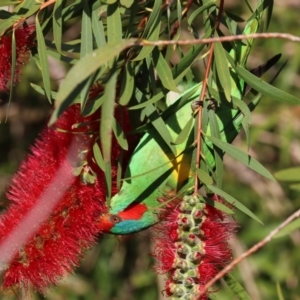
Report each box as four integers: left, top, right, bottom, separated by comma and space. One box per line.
139, 32, 300, 47
198, 208, 300, 297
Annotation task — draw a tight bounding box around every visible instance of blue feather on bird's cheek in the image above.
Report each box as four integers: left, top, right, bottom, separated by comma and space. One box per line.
110, 220, 149, 234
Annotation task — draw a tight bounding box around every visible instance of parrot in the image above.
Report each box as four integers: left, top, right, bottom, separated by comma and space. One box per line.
96, 0, 284, 235
97, 53, 282, 235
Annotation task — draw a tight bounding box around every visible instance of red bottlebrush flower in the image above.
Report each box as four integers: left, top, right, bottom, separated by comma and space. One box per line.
0, 23, 35, 92
152, 194, 236, 300
0, 95, 135, 291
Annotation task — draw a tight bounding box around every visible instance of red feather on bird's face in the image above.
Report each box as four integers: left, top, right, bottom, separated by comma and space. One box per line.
97, 203, 148, 234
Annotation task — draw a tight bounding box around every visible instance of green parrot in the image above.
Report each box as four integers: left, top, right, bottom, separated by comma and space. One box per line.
97, 53, 281, 235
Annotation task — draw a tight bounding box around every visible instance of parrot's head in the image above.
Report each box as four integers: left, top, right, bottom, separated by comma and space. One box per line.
97, 202, 158, 235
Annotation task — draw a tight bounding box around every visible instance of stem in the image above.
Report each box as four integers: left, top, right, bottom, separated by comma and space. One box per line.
140, 32, 300, 46
199, 208, 300, 297
193, 0, 224, 194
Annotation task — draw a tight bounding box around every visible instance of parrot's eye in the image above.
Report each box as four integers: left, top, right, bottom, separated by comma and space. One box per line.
109, 215, 122, 224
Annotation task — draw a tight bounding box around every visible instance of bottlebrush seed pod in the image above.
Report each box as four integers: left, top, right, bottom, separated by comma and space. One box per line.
152, 194, 236, 299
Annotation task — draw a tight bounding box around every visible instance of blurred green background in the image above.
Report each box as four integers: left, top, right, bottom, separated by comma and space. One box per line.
1, 1, 300, 299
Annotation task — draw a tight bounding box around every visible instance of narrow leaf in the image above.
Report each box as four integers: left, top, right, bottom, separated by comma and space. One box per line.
153, 49, 180, 92
173, 117, 194, 145
141, 0, 161, 37
187, 2, 215, 27
208, 109, 223, 188
36, 15, 52, 102
112, 118, 128, 150
119, 63, 134, 106
202, 196, 234, 214
120, 0, 134, 8
214, 41, 231, 101
206, 135, 275, 181
92, 10, 106, 48
81, 2, 93, 57
276, 282, 285, 300
225, 274, 253, 300
207, 184, 263, 224
144, 104, 176, 155
101, 72, 117, 163
93, 142, 105, 171
6, 29, 16, 122
53, 0, 63, 53
80, 1, 94, 108
197, 169, 213, 185
274, 218, 300, 239
227, 54, 300, 105
274, 167, 300, 182
231, 96, 252, 149
101, 72, 117, 201
107, 2, 122, 66
133, 23, 161, 61
289, 183, 300, 191
50, 39, 136, 124
30, 83, 57, 99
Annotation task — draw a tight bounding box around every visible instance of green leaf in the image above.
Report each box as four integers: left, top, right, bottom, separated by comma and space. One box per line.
80, 1, 94, 108
107, 2, 122, 66
101, 72, 117, 163
0, 18, 17, 36
101, 72, 117, 201
208, 109, 223, 188
107, 3, 122, 43
5, 28, 16, 122
112, 118, 128, 151
82, 94, 105, 116
274, 167, 300, 182
0, 1, 22, 5
173, 117, 194, 145
274, 218, 300, 239
172, 28, 213, 78
50, 39, 136, 124
202, 196, 234, 214
128, 68, 191, 111
153, 49, 180, 93
132, 23, 161, 61
207, 184, 263, 224
276, 282, 285, 300
81, 2, 93, 57
92, 9, 106, 48
214, 41, 231, 101
231, 96, 252, 149
30, 83, 57, 99
227, 54, 300, 105
206, 135, 275, 181
93, 142, 105, 171
53, 0, 63, 53
104, 0, 117, 4
289, 183, 300, 191
144, 104, 176, 155
119, 63, 134, 106
197, 169, 213, 185
141, 0, 162, 37
225, 274, 253, 300
120, 0, 134, 8
15, 0, 41, 18
187, 1, 215, 27
35, 15, 52, 103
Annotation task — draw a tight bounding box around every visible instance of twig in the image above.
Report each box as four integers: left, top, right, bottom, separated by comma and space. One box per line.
199, 208, 300, 296
193, 0, 224, 194
140, 32, 300, 46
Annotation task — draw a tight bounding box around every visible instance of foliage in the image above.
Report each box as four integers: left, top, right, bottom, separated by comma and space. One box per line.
0, 0, 300, 299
